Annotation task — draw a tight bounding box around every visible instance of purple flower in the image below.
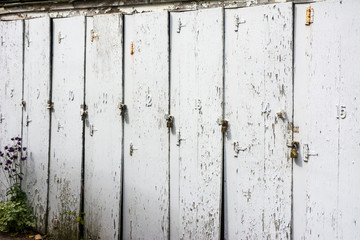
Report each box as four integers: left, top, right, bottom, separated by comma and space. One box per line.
18, 147, 22, 151
21, 157, 27, 161
0, 163, 2, 166
12, 169, 16, 172
0, 152, 3, 157
11, 138, 14, 141
4, 146, 8, 150
4, 166, 8, 171
9, 147, 14, 152
23, 147, 27, 151
17, 137, 22, 141
6, 160, 12, 165
17, 142, 21, 145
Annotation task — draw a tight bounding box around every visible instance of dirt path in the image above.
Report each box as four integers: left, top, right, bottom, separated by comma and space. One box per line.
0, 232, 46, 240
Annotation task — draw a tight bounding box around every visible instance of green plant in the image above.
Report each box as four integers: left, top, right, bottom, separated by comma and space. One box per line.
0, 199, 35, 232
0, 136, 35, 232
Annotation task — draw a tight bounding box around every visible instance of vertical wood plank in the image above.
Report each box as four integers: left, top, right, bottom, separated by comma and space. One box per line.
84, 14, 123, 240
123, 12, 169, 239
22, 17, 50, 233
338, 1, 360, 238
170, 8, 223, 240
293, 2, 340, 239
0, 20, 23, 201
48, 16, 85, 240
224, 3, 293, 239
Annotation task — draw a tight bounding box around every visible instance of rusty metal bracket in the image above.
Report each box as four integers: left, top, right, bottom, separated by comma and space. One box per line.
47, 100, 54, 110
306, 7, 314, 25
90, 29, 99, 42
165, 114, 174, 128
80, 104, 88, 120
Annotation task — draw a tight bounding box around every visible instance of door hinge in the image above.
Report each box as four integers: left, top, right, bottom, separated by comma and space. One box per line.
80, 104, 88, 120
47, 100, 54, 110
306, 7, 314, 25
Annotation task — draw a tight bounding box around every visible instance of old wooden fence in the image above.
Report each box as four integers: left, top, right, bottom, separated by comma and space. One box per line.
0, 1, 359, 239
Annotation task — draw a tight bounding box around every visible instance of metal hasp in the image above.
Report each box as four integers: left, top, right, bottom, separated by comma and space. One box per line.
47, 100, 54, 110
118, 102, 127, 116
164, 114, 174, 128
233, 141, 247, 158
80, 104, 88, 120
287, 140, 299, 159
306, 7, 314, 25
303, 143, 318, 162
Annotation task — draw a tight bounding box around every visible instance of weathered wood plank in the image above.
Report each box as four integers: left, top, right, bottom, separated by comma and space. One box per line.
22, 17, 50, 233
123, 11, 169, 239
224, 3, 292, 239
170, 8, 223, 240
84, 14, 123, 240
0, 20, 23, 201
48, 16, 85, 240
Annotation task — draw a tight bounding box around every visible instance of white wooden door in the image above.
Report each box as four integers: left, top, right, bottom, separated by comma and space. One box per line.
293, 1, 360, 239
48, 16, 85, 240
338, 1, 360, 238
123, 12, 169, 239
170, 8, 223, 240
0, 20, 23, 201
22, 17, 51, 233
224, 3, 293, 239
84, 14, 123, 240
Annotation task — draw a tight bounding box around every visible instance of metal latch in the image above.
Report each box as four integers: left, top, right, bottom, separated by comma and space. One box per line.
303, 143, 318, 162
47, 100, 54, 110
89, 124, 97, 137
306, 7, 314, 25
176, 130, 185, 146
217, 119, 228, 133
287, 140, 299, 159
233, 141, 247, 158
25, 115, 32, 127
129, 142, 137, 156
165, 114, 174, 128
118, 102, 127, 116
80, 104, 88, 120
235, 16, 246, 32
